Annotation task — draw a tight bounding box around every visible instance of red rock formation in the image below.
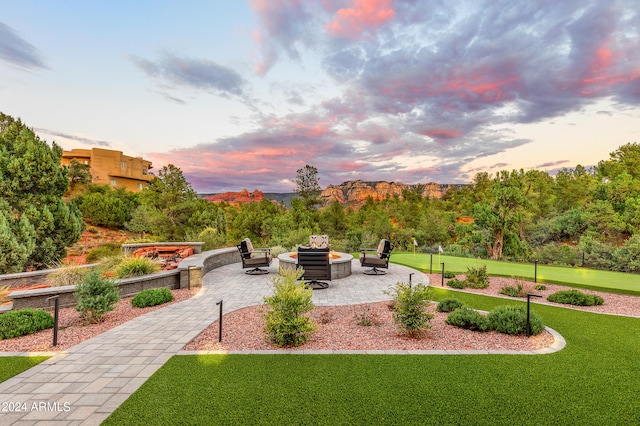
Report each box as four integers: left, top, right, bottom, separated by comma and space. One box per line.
204, 189, 265, 205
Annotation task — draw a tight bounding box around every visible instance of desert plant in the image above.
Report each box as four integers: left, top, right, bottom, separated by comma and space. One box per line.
499, 281, 534, 298
1, 285, 10, 304
46, 263, 88, 287
547, 289, 604, 306
115, 257, 160, 279
318, 309, 333, 324
499, 286, 520, 298
445, 307, 489, 331
262, 268, 316, 347
354, 304, 382, 326
74, 271, 120, 324
385, 281, 433, 338
446, 279, 466, 289
443, 271, 456, 279
0, 309, 54, 339
86, 243, 122, 263
131, 288, 174, 308
486, 305, 544, 335
464, 265, 490, 289
535, 284, 547, 291
437, 298, 464, 312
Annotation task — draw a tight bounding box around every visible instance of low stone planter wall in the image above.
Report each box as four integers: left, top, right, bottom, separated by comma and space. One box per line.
122, 241, 205, 256
0, 264, 96, 289
5, 247, 241, 311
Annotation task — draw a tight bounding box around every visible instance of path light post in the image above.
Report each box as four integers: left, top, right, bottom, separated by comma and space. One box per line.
441, 262, 445, 286
430, 254, 433, 274
409, 273, 414, 287
216, 300, 223, 342
45, 295, 60, 347
526, 293, 543, 337
534, 260, 538, 283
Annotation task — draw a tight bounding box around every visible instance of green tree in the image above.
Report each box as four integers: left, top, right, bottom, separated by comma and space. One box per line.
76, 185, 139, 228
67, 159, 92, 193
597, 142, 640, 180
0, 112, 84, 271
294, 164, 322, 210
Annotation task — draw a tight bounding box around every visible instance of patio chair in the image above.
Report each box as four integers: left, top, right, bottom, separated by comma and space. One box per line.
359, 239, 394, 275
297, 246, 331, 289
237, 238, 272, 275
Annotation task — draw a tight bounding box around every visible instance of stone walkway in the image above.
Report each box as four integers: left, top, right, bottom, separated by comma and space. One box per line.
0, 260, 564, 425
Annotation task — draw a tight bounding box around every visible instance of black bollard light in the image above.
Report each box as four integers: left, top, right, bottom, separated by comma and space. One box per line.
430, 254, 433, 274
409, 273, 414, 287
440, 262, 445, 286
45, 295, 60, 347
216, 300, 223, 342
534, 260, 538, 283
526, 293, 543, 337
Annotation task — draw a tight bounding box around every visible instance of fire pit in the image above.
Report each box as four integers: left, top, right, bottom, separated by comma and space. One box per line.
278, 251, 353, 279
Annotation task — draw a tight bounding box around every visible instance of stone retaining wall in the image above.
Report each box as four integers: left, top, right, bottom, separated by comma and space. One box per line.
5, 247, 241, 311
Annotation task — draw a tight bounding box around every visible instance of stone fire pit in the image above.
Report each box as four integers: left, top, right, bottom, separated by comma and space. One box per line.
278, 251, 353, 280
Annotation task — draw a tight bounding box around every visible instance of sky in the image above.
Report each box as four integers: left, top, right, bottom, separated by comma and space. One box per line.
1, 0, 639, 193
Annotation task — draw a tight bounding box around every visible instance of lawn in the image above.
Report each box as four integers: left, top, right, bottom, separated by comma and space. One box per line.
104, 282, 640, 424
0, 356, 49, 383
392, 252, 640, 295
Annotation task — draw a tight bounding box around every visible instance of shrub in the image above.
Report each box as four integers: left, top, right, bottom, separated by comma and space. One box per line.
46, 264, 88, 287
446, 279, 466, 289
75, 271, 120, 324
486, 305, 544, 335
437, 298, 464, 312
0, 309, 54, 339
86, 243, 122, 263
385, 281, 433, 338
464, 265, 489, 289
131, 288, 174, 308
262, 268, 316, 347
547, 290, 604, 306
445, 307, 489, 331
443, 271, 456, 279
499, 281, 534, 298
354, 304, 382, 326
115, 257, 160, 279
535, 284, 547, 291
1, 285, 10, 304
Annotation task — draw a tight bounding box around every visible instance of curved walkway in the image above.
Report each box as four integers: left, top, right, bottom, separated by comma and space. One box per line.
0, 260, 564, 425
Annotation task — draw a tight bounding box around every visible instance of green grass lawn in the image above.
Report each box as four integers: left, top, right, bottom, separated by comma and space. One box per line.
392, 252, 640, 295
105, 256, 640, 426
0, 356, 49, 383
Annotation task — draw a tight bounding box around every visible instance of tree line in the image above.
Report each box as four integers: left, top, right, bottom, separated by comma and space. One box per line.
2, 112, 640, 274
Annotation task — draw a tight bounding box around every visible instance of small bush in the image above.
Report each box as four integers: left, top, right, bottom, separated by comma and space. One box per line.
75, 271, 120, 324
115, 257, 160, 279
445, 307, 489, 331
86, 243, 122, 263
547, 290, 604, 306
46, 264, 88, 287
499, 281, 535, 298
1, 285, 10, 304
486, 305, 544, 335
318, 309, 333, 324
131, 288, 174, 308
385, 281, 433, 338
0, 309, 54, 340
446, 279, 466, 289
262, 268, 316, 347
443, 271, 456, 279
464, 265, 490, 289
354, 304, 382, 326
437, 298, 464, 312
535, 284, 547, 291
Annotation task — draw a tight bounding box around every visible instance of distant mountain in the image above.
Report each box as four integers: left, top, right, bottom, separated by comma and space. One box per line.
320, 180, 463, 208
200, 180, 464, 208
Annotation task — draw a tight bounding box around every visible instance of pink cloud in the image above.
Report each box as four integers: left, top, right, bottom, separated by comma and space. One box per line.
325, 0, 395, 40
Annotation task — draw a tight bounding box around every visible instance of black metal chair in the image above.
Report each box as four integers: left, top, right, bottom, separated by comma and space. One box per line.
359, 239, 394, 275
297, 246, 331, 289
237, 238, 272, 274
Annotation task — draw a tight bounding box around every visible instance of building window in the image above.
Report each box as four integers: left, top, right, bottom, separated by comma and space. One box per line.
121, 161, 127, 170
83, 160, 88, 165
137, 183, 143, 190
110, 179, 117, 186
142, 167, 148, 175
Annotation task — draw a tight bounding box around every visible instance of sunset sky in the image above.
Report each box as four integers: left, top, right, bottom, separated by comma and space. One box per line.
1, 1, 639, 192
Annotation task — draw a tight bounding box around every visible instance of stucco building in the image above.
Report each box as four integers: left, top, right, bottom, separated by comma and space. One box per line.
61, 148, 153, 192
